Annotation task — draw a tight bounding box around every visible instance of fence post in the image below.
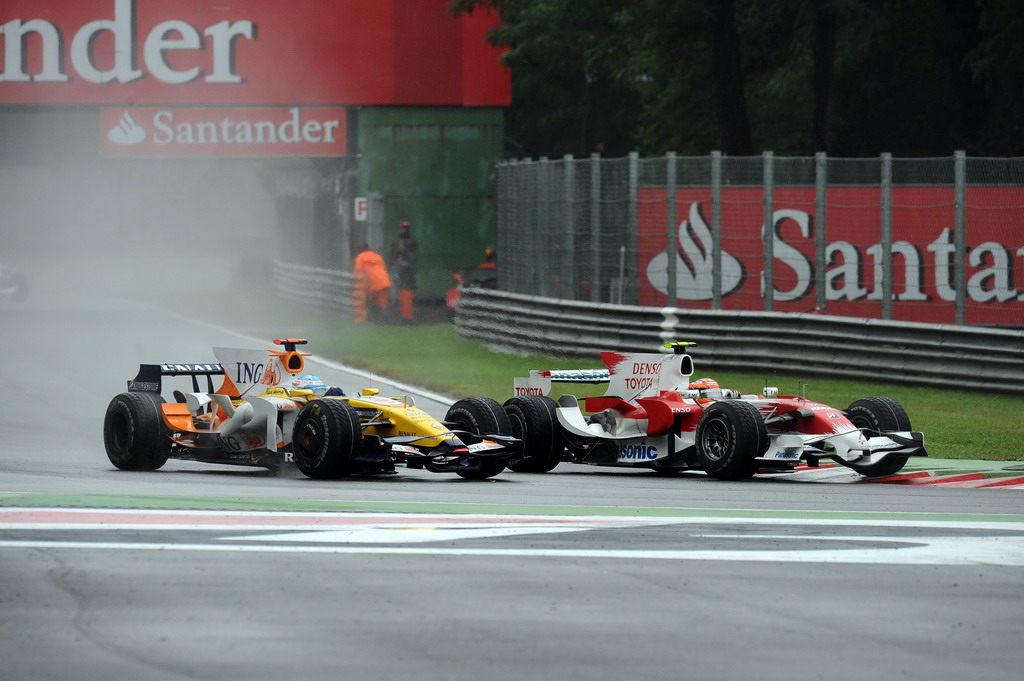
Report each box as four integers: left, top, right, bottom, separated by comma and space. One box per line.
763, 151, 775, 312
524, 158, 538, 296
626, 151, 639, 305
590, 153, 602, 302
496, 161, 507, 292
513, 160, 526, 294
538, 157, 550, 297
815, 152, 827, 313
954, 150, 967, 325
666, 151, 677, 307
881, 152, 893, 320
564, 154, 576, 300
711, 151, 723, 310
506, 160, 517, 293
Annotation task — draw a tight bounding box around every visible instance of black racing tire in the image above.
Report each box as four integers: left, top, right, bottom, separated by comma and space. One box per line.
292, 399, 362, 479
503, 395, 562, 473
103, 392, 170, 471
446, 398, 511, 480
844, 397, 912, 477
695, 400, 767, 480
455, 458, 506, 480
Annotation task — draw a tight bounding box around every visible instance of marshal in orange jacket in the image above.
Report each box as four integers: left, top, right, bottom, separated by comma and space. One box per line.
353, 248, 392, 292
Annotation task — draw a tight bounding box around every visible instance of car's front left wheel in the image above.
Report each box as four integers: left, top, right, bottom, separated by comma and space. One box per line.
844, 397, 912, 477
695, 400, 767, 480
503, 395, 563, 472
292, 399, 362, 479
445, 398, 510, 480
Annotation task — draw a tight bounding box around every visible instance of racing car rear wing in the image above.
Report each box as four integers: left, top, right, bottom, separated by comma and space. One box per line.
542, 369, 611, 383
513, 344, 696, 400
127, 363, 224, 394
125, 338, 311, 397
512, 369, 609, 397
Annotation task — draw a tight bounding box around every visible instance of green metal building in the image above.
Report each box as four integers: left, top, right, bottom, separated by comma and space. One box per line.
356, 107, 505, 298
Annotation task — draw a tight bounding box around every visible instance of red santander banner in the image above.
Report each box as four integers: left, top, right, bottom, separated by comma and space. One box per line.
638, 186, 1024, 326
101, 107, 346, 157
0, 0, 510, 107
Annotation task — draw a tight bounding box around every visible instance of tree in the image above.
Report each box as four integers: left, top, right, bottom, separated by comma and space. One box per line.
964, 0, 1024, 154
811, 0, 837, 152
452, 0, 639, 157
453, 0, 1023, 157
707, 0, 754, 154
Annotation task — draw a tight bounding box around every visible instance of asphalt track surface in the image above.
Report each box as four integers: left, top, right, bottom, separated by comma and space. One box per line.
2, 285, 1023, 681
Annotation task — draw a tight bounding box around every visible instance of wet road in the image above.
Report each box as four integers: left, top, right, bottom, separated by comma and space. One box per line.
1, 286, 1022, 681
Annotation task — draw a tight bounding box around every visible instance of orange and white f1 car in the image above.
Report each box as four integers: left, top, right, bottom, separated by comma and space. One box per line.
502, 342, 927, 480
103, 339, 520, 479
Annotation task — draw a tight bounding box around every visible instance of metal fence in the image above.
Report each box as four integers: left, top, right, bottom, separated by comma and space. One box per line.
267, 257, 1024, 393
497, 153, 1024, 327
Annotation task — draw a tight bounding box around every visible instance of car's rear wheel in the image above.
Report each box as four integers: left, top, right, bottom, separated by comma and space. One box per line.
844, 397, 912, 477
446, 398, 510, 480
103, 392, 170, 471
292, 399, 362, 479
696, 400, 767, 480
503, 395, 562, 472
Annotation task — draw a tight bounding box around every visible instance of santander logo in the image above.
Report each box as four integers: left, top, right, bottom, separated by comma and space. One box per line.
645, 201, 745, 301
107, 111, 146, 145
101, 106, 348, 157
105, 108, 342, 148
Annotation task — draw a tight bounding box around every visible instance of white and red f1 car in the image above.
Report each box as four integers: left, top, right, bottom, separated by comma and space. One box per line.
502, 342, 927, 480
103, 339, 520, 480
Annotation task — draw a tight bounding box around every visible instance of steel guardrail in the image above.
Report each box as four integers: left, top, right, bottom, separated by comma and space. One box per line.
273, 260, 353, 313
453, 288, 1024, 394
271, 261, 1024, 394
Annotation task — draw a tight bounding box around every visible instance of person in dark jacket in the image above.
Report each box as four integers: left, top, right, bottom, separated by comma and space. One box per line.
390, 221, 418, 322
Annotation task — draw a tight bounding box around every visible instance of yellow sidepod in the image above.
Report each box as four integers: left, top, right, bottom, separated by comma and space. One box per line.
343, 393, 456, 447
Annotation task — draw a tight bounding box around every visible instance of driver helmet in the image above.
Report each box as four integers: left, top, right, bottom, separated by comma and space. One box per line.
291, 374, 327, 396
688, 377, 722, 399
